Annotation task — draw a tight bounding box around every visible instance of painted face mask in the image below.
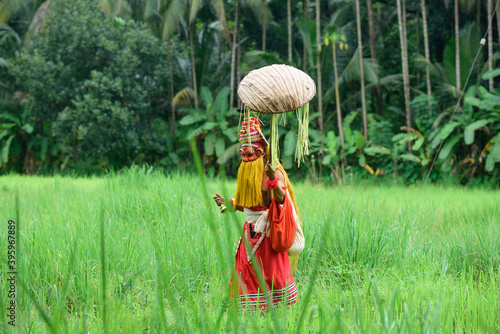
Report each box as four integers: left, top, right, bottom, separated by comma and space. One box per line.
238, 117, 266, 162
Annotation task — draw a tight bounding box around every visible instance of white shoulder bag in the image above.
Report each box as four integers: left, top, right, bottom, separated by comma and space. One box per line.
287, 195, 305, 257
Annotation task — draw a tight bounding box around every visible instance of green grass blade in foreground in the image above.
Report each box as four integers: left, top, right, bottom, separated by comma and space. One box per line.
52, 238, 78, 333
294, 218, 331, 334
150, 230, 191, 332
352, 273, 365, 332
100, 207, 108, 334
150, 237, 168, 332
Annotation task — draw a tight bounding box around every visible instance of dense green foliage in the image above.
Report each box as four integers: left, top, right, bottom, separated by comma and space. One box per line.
4, 0, 173, 172
1, 171, 499, 332
0, 0, 499, 184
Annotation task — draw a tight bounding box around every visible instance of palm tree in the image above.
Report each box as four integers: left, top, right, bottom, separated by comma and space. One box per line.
97, 0, 131, 16
355, 0, 367, 141
262, 0, 270, 52
454, 0, 461, 91
316, 0, 323, 133
141, 0, 229, 136
421, 0, 432, 98
487, 0, 493, 91
366, 0, 383, 116
302, 0, 308, 70
229, 0, 239, 108
396, 0, 412, 142
330, 34, 345, 149
497, 3, 500, 44
229, 0, 272, 107
189, 23, 199, 108
185, 0, 229, 108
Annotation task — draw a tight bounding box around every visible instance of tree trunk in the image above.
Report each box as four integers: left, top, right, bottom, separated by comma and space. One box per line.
316, 0, 323, 133
366, 0, 383, 116
189, 24, 199, 109
262, 1, 267, 52
72, 137, 78, 163
421, 0, 432, 99
476, 0, 480, 31
393, 159, 398, 183
303, 0, 308, 70
356, 0, 368, 141
397, 0, 412, 145
497, 2, 500, 44
229, 0, 240, 108
333, 42, 345, 148
402, 0, 408, 47
168, 49, 176, 143
455, 0, 461, 91
288, 0, 292, 62
236, 18, 242, 106
488, 0, 493, 91
416, 4, 421, 86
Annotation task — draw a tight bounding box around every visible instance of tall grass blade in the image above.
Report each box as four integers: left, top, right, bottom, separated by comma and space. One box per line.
100, 207, 108, 334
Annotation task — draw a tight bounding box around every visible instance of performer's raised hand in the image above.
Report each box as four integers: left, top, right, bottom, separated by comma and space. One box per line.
213, 192, 225, 207
265, 162, 276, 180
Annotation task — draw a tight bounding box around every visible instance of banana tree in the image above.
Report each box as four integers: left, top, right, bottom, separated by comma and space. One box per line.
312, 129, 343, 186
324, 27, 347, 148
311, 111, 366, 185
464, 70, 500, 172
364, 132, 428, 183
178, 86, 238, 173
0, 108, 35, 172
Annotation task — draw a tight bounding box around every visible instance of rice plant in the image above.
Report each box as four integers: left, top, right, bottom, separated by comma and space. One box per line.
0, 168, 498, 333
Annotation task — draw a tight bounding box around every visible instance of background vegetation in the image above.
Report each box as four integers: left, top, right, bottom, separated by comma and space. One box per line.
0, 0, 499, 184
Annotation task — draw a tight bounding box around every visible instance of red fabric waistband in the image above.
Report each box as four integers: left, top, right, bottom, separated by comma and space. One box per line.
247, 205, 268, 211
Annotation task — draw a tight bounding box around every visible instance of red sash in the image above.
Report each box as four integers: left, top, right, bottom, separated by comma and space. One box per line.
268, 193, 297, 253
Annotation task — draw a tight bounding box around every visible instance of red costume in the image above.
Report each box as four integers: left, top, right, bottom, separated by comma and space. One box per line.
228, 117, 299, 311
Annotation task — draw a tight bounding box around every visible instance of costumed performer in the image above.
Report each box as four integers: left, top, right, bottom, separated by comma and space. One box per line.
213, 116, 303, 312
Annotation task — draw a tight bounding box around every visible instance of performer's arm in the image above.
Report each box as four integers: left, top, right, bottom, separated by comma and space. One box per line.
229, 198, 244, 212
265, 163, 286, 204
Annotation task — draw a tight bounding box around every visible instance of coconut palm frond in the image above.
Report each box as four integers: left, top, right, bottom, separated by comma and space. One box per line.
209, 0, 231, 42
173, 87, 195, 108
143, 0, 160, 21
414, 55, 446, 79
362, 58, 380, 84
161, 0, 183, 41
0, 23, 22, 45
22, 0, 54, 48
245, 0, 273, 26
379, 74, 403, 87
189, 0, 203, 24
339, 47, 380, 85
0, 0, 32, 24
98, 0, 131, 17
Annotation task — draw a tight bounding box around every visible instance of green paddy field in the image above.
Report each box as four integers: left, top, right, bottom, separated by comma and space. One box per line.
0, 168, 499, 333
